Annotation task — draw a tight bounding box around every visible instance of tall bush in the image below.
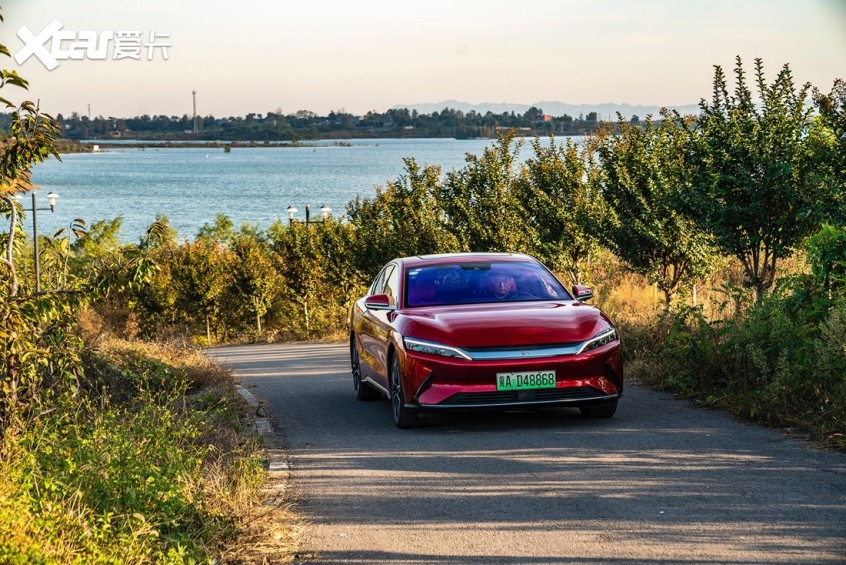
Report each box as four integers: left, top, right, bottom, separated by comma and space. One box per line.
229, 231, 281, 336
439, 131, 535, 253
812, 79, 846, 225
690, 57, 819, 301
595, 114, 714, 307
347, 157, 458, 274
0, 8, 81, 420
516, 136, 603, 284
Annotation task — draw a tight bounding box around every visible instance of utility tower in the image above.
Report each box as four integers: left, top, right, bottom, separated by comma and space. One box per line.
192, 90, 198, 134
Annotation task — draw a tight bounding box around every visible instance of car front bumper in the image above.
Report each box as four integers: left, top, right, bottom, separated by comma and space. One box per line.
400, 341, 624, 410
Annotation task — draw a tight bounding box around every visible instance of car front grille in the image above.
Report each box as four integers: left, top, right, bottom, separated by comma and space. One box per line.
441, 386, 604, 406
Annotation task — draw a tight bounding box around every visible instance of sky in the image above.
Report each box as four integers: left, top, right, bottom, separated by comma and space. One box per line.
1, 0, 844, 119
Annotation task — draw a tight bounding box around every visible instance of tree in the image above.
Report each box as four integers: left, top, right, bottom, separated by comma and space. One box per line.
524, 106, 544, 121
516, 136, 604, 284
267, 218, 364, 339
806, 224, 846, 297
439, 130, 535, 253
812, 79, 846, 225
1, 100, 61, 295
229, 232, 281, 336
170, 238, 232, 344
269, 222, 327, 339
595, 114, 713, 307
690, 57, 818, 301
196, 213, 236, 245
347, 158, 458, 275
139, 214, 177, 249
0, 7, 76, 418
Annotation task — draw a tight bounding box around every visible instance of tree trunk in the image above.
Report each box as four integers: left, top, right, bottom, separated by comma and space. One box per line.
4, 195, 19, 297
753, 283, 765, 303
205, 314, 212, 345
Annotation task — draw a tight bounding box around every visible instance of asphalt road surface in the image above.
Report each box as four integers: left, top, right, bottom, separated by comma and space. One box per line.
209, 342, 846, 564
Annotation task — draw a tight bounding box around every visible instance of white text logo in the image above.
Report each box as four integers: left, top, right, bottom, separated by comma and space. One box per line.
15, 20, 171, 70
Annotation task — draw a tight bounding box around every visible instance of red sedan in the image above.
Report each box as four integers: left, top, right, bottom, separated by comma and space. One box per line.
349, 253, 623, 428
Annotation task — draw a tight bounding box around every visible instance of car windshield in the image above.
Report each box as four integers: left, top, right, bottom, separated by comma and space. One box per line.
404, 261, 571, 307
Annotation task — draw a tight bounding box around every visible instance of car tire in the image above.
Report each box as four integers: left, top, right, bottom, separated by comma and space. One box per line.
390, 353, 423, 428
351, 337, 380, 401
579, 398, 618, 418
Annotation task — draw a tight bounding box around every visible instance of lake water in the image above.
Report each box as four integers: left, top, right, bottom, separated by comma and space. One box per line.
27, 137, 559, 242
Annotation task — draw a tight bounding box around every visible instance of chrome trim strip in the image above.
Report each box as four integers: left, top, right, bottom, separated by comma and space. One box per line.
466, 344, 582, 360
362, 376, 389, 396
366, 303, 396, 311
422, 393, 620, 410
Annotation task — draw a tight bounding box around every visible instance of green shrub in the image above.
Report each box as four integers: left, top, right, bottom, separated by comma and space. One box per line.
0, 342, 263, 563
632, 289, 846, 447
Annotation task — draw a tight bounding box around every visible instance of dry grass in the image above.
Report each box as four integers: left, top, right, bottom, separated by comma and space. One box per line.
126, 340, 307, 562
219, 497, 304, 564
214, 411, 306, 564
79, 337, 305, 562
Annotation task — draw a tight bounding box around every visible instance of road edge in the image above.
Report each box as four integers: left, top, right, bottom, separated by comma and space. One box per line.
233, 384, 304, 561
236, 384, 290, 493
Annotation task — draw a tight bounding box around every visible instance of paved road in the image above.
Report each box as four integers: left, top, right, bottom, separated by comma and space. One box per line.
209, 342, 846, 564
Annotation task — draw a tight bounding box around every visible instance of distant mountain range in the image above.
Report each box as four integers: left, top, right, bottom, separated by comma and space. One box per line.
392, 99, 702, 119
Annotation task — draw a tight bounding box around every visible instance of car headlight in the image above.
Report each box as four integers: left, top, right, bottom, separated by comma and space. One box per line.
577, 328, 618, 354
403, 337, 472, 360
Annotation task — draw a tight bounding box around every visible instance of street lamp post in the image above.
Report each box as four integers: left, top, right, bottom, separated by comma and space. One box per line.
287, 204, 332, 227
305, 204, 332, 227
17, 191, 58, 293
286, 205, 299, 226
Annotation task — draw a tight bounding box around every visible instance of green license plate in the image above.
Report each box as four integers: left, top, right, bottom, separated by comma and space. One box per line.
496, 370, 556, 391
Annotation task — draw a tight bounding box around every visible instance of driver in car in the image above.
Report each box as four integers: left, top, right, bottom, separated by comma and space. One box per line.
490, 274, 516, 299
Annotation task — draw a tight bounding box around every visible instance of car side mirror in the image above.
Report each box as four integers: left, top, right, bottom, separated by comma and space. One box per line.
364, 293, 394, 310
572, 285, 594, 301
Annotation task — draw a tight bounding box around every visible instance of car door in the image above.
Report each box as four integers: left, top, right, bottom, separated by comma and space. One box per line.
358, 262, 399, 389
357, 263, 395, 385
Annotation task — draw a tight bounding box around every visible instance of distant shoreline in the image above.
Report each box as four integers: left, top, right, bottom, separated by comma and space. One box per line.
58, 131, 587, 153
58, 139, 358, 153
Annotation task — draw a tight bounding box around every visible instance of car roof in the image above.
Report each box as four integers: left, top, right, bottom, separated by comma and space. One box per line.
398, 252, 537, 269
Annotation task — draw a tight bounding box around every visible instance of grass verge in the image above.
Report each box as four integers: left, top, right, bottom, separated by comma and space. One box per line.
0, 339, 296, 563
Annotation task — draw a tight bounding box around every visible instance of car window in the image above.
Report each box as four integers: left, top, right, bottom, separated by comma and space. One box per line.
383, 265, 400, 306
369, 266, 389, 296
405, 261, 571, 307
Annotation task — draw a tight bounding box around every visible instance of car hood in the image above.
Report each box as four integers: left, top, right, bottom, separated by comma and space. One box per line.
399, 301, 609, 348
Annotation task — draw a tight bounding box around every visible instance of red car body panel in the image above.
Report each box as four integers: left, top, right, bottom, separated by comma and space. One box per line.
350, 253, 623, 413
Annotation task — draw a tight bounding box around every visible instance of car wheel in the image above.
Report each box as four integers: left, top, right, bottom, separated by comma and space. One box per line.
390, 353, 423, 428
351, 338, 380, 401
579, 398, 618, 418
